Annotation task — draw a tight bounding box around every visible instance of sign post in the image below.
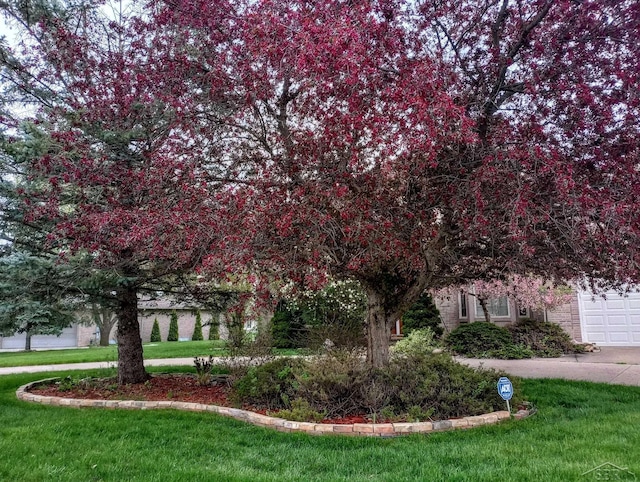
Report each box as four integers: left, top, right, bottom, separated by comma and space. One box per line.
497, 376, 513, 413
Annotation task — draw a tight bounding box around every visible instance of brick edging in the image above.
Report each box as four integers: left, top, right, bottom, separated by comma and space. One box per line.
16, 378, 533, 437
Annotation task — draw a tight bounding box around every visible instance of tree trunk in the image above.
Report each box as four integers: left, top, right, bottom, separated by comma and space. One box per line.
365, 289, 391, 369
115, 285, 148, 385
478, 297, 491, 323
24, 328, 32, 352
91, 303, 118, 347
99, 322, 112, 347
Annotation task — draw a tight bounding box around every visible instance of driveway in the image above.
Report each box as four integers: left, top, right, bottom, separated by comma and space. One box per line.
457, 347, 640, 386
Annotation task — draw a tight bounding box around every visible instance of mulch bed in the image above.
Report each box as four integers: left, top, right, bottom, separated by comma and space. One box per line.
29, 373, 369, 424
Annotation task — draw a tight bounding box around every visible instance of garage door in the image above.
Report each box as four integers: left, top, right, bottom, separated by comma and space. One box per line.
578, 291, 640, 346
0, 325, 78, 350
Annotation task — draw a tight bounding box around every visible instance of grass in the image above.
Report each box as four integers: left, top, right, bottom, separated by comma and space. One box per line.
0, 341, 301, 368
0, 368, 638, 481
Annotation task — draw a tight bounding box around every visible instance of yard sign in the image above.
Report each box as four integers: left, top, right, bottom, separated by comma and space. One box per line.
497, 376, 513, 413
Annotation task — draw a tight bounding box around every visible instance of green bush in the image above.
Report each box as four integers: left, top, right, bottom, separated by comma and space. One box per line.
379, 353, 522, 420
508, 318, 577, 357
208, 317, 220, 340
290, 280, 367, 350
445, 322, 514, 357
402, 293, 443, 337
225, 312, 248, 355
193, 355, 214, 385
392, 327, 439, 358
232, 358, 302, 410
304, 318, 366, 351
167, 311, 179, 342
271, 398, 326, 423
192, 311, 204, 341
294, 350, 371, 417
485, 343, 535, 359
150, 318, 161, 343
231, 349, 520, 422
270, 302, 306, 349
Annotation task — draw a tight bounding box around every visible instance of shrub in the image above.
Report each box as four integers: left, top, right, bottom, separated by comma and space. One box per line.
150, 318, 161, 343
225, 312, 247, 355
304, 319, 366, 351
402, 293, 444, 337
485, 343, 535, 359
270, 302, 306, 349
192, 311, 204, 341
57, 376, 97, 393
208, 317, 220, 340
241, 321, 275, 358
294, 349, 371, 417
392, 327, 439, 358
271, 398, 326, 423
232, 358, 302, 410
445, 322, 514, 357
167, 311, 179, 341
232, 351, 523, 422
379, 353, 522, 420
293, 280, 367, 350
508, 318, 577, 357
193, 355, 214, 385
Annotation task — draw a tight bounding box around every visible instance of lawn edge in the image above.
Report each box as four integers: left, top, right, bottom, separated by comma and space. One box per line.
16, 378, 533, 437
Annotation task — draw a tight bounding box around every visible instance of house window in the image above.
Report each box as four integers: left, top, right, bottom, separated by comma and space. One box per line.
475, 297, 510, 319
458, 291, 467, 318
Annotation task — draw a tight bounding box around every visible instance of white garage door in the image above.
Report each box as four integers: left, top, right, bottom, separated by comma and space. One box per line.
578, 291, 640, 346
0, 325, 78, 350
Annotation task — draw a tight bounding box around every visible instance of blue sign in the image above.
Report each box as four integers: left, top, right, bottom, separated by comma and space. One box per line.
497, 377, 513, 401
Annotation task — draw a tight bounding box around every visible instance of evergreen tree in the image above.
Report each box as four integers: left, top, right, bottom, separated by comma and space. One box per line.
402, 293, 443, 337
150, 318, 161, 342
0, 252, 77, 351
192, 311, 203, 341
167, 311, 179, 342
270, 301, 305, 349
208, 315, 220, 340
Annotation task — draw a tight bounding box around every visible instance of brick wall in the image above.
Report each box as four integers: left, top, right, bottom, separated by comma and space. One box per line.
545, 293, 582, 342
434, 291, 582, 342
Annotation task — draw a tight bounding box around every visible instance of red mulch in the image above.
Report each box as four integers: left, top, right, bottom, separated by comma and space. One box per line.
29, 374, 369, 424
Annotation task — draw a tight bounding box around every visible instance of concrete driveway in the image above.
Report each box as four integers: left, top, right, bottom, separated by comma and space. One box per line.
2, 348, 640, 386
457, 347, 640, 387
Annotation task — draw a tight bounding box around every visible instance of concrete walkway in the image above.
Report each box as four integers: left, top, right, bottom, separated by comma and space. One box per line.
0, 357, 198, 376
1, 348, 639, 386
457, 347, 640, 387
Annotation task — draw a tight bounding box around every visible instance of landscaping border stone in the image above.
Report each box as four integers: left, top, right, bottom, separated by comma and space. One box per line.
16, 378, 533, 437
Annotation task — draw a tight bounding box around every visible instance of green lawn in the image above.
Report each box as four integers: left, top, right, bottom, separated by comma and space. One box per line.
0, 341, 301, 368
0, 369, 638, 481
0, 341, 227, 367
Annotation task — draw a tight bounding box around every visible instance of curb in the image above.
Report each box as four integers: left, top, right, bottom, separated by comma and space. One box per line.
16, 378, 533, 437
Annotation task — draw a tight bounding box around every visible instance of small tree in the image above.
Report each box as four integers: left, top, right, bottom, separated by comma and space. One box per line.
150, 318, 161, 343
270, 301, 305, 349
225, 312, 246, 355
167, 311, 179, 342
402, 293, 443, 338
208, 316, 220, 341
0, 252, 77, 351
192, 311, 203, 341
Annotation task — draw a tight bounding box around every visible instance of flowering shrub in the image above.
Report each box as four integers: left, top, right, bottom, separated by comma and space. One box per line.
391, 328, 439, 358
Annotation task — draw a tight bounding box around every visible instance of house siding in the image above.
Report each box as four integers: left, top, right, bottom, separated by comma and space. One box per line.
435, 292, 581, 342
545, 294, 582, 342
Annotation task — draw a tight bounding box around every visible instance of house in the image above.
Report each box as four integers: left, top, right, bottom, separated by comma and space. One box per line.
2, 287, 638, 350
0, 300, 223, 350
436, 288, 640, 347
